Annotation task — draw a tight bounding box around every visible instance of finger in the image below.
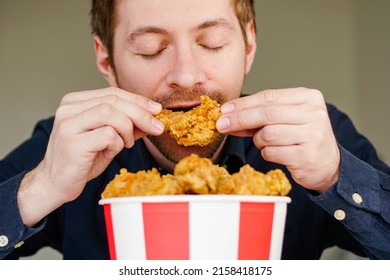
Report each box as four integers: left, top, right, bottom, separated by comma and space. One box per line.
253, 124, 308, 149
66, 125, 125, 165
60, 102, 164, 141
260, 145, 302, 167
60, 87, 162, 115
84, 126, 125, 157
60, 103, 150, 148
80, 126, 125, 180
221, 88, 319, 114
217, 103, 311, 134
222, 128, 258, 137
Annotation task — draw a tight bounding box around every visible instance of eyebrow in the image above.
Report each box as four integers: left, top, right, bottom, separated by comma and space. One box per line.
194, 18, 235, 32
127, 17, 235, 43
127, 27, 168, 43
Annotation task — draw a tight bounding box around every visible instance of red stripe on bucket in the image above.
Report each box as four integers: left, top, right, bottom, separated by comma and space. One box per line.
103, 204, 117, 260
142, 202, 189, 260
238, 202, 274, 260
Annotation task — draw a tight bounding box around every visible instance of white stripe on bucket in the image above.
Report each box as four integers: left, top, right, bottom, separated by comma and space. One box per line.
269, 202, 287, 259
189, 201, 240, 259
112, 202, 146, 259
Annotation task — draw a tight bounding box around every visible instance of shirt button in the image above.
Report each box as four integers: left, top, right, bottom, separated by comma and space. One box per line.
334, 209, 346, 221
0, 235, 9, 247
352, 193, 363, 204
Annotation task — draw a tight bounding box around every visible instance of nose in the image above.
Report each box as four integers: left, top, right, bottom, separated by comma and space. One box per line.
166, 44, 207, 89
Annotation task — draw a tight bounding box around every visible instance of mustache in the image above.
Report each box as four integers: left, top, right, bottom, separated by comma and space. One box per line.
154, 86, 226, 108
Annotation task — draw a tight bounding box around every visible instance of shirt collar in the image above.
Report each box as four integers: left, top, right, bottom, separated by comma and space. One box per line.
219, 136, 247, 174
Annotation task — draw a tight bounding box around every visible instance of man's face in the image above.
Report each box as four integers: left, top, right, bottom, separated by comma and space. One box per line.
100, 0, 256, 162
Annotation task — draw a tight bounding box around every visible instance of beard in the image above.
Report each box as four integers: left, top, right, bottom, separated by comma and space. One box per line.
147, 132, 227, 164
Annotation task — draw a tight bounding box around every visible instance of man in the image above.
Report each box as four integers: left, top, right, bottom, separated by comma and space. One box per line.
1, 0, 389, 259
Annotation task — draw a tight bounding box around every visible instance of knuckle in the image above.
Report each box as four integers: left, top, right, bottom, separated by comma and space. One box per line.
107, 86, 123, 97
107, 86, 118, 94
105, 94, 121, 106
237, 110, 246, 128
253, 131, 262, 148
260, 126, 275, 142
102, 126, 118, 142
55, 118, 70, 137
261, 146, 274, 161
262, 89, 278, 103
60, 92, 75, 105
54, 105, 67, 119
309, 89, 325, 104
97, 103, 115, 117
313, 106, 329, 125
263, 106, 279, 122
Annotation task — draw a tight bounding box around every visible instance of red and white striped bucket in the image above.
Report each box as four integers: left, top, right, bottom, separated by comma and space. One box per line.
99, 195, 291, 260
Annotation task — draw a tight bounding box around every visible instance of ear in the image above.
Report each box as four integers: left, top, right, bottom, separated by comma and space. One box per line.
94, 35, 117, 86
244, 21, 257, 75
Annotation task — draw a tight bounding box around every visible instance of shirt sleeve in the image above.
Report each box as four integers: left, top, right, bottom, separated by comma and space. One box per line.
310, 105, 390, 259
0, 172, 46, 259
0, 118, 54, 259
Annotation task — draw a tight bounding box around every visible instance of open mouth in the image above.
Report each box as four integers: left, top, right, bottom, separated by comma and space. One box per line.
165, 102, 201, 112
169, 107, 195, 113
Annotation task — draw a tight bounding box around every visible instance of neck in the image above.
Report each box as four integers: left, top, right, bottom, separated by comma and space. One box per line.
142, 136, 227, 173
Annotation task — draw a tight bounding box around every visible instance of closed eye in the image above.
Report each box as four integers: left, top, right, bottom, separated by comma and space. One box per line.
198, 44, 224, 53
139, 48, 166, 60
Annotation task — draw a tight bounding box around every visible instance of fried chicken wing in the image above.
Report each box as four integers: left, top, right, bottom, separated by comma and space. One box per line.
155, 95, 222, 147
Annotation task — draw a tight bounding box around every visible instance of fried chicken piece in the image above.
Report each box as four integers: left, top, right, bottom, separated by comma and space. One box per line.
101, 168, 183, 198
264, 169, 292, 196
229, 165, 291, 196
174, 153, 230, 194
174, 155, 291, 196
155, 95, 222, 147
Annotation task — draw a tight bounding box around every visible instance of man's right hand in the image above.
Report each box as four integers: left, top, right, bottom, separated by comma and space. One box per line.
18, 87, 164, 227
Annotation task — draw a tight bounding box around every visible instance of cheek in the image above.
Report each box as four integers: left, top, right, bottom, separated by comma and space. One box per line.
114, 57, 167, 98
210, 52, 246, 100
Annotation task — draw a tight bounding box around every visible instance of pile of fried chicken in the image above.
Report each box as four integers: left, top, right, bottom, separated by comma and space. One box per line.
101, 154, 291, 198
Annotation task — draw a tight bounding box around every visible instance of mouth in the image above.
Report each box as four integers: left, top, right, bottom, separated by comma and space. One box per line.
165, 101, 201, 112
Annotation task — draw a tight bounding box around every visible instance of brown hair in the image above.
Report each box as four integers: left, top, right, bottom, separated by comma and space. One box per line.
90, 0, 256, 62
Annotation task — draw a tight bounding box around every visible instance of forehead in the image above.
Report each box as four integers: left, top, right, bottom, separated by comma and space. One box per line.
115, 0, 238, 33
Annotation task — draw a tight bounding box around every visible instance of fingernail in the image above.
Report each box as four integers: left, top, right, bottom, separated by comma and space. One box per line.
148, 100, 162, 113
221, 103, 234, 114
152, 118, 164, 133
216, 117, 231, 131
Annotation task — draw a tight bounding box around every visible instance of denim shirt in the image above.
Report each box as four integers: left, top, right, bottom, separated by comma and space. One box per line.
0, 103, 389, 259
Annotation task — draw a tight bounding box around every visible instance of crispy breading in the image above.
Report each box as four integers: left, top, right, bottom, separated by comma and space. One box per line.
101, 168, 184, 198
174, 154, 230, 194
229, 165, 291, 196
155, 95, 222, 147
101, 154, 292, 198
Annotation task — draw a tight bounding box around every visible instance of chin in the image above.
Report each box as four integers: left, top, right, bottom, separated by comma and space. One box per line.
147, 133, 226, 164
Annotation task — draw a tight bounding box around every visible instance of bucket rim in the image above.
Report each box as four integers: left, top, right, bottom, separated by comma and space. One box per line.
99, 194, 291, 205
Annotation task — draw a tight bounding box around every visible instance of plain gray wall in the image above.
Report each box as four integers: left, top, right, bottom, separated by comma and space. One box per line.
1, 0, 389, 259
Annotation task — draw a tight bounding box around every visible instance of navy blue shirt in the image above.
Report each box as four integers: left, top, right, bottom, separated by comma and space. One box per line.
1, 103, 390, 259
